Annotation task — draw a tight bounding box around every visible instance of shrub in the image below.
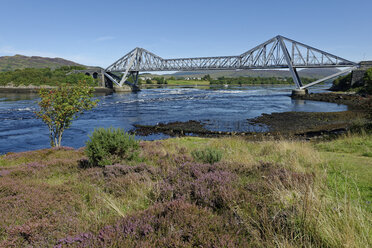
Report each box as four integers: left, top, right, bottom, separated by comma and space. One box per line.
154, 162, 237, 211
363, 68, 372, 94
85, 128, 139, 167
331, 73, 352, 91
55, 200, 250, 247
191, 147, 222, 164
102, 164, 158, 197
366, 98, 372, 122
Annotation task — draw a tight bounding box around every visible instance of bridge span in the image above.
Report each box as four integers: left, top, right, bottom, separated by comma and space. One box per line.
104, 35, 358, 91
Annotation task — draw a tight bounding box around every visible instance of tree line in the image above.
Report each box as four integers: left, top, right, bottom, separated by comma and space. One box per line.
0, 66, 98, 87
208, 75, 314, 85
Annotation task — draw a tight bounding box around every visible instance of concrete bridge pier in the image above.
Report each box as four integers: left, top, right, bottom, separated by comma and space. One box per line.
103, 71, 140, 92
291, 88, 308, 96
113, 85, 132, 92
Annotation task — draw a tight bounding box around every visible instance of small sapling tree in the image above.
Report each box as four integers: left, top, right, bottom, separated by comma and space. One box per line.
35, 81, 98, 147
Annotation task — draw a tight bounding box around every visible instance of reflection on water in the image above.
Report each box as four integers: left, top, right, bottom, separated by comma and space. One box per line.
0, 84, 347, 153
292, 99, 306, 105
0, 93, 39, 102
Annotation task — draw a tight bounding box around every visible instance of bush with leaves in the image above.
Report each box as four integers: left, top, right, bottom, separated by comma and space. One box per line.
191, 147, 222, 164
85, 127, 139, 167
363, 68, 372, 94
35, 81, 98, 147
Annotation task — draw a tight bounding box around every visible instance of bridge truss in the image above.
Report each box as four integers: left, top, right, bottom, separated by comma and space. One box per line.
105, 35, 358, 89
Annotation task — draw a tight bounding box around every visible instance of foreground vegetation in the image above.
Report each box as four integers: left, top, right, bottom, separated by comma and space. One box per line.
0, 132, 371, 247
0, 66, 98, 87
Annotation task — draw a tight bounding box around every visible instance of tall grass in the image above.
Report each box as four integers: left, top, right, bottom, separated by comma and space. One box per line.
0, 134, 371, 247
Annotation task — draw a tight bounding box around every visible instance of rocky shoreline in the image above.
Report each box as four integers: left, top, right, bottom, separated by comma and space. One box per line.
292, 92, 371, 109
132, 92, 371, 140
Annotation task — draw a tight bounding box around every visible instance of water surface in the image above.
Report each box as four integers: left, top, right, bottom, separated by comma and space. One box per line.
0, 84, 347, 153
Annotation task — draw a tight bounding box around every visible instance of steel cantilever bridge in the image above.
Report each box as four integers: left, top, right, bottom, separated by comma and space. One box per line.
104, 35, 358, 90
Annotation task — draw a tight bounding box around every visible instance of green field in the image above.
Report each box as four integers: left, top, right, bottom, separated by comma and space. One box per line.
164, 79, 210, 85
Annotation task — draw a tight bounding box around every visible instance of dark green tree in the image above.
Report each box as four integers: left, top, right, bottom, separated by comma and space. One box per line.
202, 74, 212, 81
363, 68, 372, 94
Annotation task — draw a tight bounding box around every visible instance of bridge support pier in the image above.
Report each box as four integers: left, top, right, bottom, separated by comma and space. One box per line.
113, 85, 132, 92
291, 68, 303, 88
291, 88, 308, 96
128, 71, 140, 91
103, 71, 140, 92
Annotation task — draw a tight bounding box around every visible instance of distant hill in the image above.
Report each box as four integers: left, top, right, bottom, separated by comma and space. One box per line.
0, 54, 85, 72
166, 68, 340, 79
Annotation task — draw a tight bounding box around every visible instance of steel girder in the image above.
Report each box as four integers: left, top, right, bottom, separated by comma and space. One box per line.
105, 35, 357, 88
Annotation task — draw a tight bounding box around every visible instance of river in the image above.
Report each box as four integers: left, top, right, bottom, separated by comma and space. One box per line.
0, 84, 347, 154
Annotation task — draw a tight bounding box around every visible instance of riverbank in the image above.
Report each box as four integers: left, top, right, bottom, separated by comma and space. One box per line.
166, 79, 209, 86
292, 91, 371, 109
0, 133, 371, 247
133, 112, 367, 140
132, 92, 371, 140
0, 86, 113, 94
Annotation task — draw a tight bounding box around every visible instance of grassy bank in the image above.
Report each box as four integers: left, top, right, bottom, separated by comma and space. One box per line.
142, 80, 210, 86
166, 79, 209, 85
210, 76, 315, 85
0, 133, 371, 247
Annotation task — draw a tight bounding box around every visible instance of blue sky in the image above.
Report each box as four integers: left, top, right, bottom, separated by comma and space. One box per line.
0, 0, 371, 67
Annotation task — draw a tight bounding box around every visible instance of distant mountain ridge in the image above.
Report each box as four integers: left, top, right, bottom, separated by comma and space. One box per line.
0, 54, 84, 72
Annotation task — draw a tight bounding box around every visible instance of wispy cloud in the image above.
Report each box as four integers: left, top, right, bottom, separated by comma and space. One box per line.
95, 36, 115, 42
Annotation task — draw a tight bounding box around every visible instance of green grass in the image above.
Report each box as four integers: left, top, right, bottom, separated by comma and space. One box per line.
315, 133, 372, 212
0, 134, 371, 247
165, 79, 209, 85
160, 135, 372, 211
315, 132, 372, 156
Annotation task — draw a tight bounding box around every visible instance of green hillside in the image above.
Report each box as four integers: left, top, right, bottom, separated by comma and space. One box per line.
0, 66, 98, 87
0, 54, 84, 72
